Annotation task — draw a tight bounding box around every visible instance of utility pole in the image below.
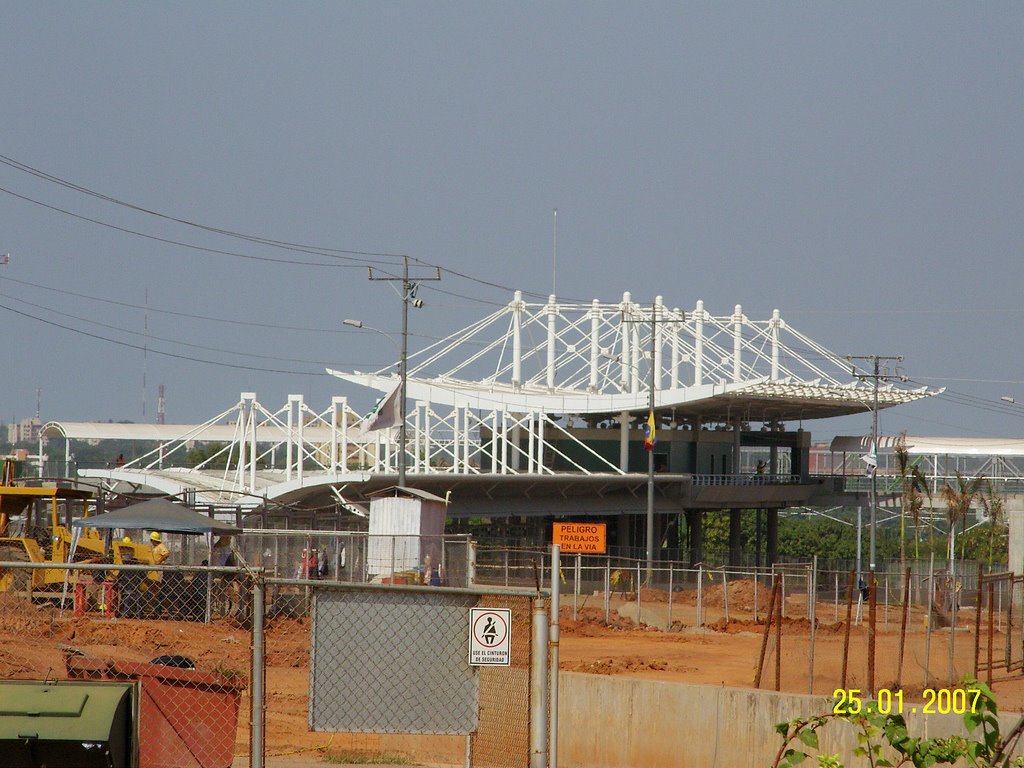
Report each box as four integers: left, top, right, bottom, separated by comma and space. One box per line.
620, 300, 660, 584
645, 303, 656, 585
368, 256, 441, 487
847, 354, 903, 576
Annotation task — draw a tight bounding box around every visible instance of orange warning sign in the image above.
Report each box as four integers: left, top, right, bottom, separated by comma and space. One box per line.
552, 522, 607, 554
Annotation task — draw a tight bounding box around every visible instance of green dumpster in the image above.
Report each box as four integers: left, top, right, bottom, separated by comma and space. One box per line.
0, 680, 134, 768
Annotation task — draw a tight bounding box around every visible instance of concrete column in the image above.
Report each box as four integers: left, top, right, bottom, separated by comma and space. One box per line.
617, 514, 632, 552
733, 420, 742, 476
729, 510, 743, 567
755, 509, 763, 567
667, 514, 681, 553
686, 510, 703, 567
619, 411, 630, 471
510, 422, 522, 471
766, 508, 779, 566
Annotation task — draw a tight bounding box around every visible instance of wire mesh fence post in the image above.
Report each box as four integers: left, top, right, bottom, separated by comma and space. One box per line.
663, 565, 671, 630
754, 572, 759, 623
834, 572, 839, 623
884, 575, 889, 628
974, 563, 984, 680
868, 572, 876, 694
530, 597, 549, 768
897, 567, 911, 688
987, 582, 996, 687
774, 572, 782, 692
805, 564, 811, 622
841, 570, 854, 690
808, 555, 817, 695
1006, 578, 1014, 672
635, 561, 641, 624
549, 546, 560, 768
948, 561, 960, 686
998, 580, 1003, 633
603, 558, 610, 625
722, 567, 729, 624
572, 553, 579, 621
251, 572, 265, 768
924, 553, 935, 688
754, 576, 779, 689
697, 564, 703, 629
781, 573, 787, 618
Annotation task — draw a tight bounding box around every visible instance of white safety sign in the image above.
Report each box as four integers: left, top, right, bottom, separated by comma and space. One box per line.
469, 607, 511, 666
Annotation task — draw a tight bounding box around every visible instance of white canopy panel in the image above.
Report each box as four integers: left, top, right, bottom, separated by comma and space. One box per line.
42, 420, 344, 443
830, 435, 1024, 457
330, 371, 935, 421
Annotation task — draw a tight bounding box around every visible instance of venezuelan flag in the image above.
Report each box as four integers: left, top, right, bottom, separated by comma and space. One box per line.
643, 410, 656, 451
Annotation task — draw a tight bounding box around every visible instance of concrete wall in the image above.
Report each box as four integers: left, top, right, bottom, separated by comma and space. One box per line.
558, 673, 1024, 768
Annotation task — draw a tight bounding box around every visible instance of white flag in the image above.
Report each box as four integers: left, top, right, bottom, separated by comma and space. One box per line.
361, 383, 402, 433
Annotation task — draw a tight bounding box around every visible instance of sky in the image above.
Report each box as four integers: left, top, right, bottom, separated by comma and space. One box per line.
0, 2, 1021, 442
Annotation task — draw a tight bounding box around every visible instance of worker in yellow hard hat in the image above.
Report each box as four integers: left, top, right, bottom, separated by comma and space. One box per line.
122, 535, 132, 544
150, 532, 170, 565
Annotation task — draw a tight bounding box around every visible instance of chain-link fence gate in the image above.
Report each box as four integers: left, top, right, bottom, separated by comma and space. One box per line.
298, 579, 543, 768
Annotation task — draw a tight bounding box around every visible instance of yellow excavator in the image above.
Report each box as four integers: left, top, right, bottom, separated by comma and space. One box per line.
0, 458, 107, 596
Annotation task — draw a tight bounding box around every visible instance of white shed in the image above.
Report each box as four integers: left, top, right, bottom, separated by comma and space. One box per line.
366, 486, 447, 577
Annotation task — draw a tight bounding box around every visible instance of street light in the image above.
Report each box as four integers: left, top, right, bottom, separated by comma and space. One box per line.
343, 318, 410, 485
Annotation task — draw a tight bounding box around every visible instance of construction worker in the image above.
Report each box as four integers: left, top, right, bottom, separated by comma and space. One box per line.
150, 532, 170, 565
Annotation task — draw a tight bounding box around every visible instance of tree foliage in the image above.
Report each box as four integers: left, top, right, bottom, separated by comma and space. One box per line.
773, 680, 1024, 768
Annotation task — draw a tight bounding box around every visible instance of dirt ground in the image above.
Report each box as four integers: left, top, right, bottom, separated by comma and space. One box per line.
3, 580, 1023, 763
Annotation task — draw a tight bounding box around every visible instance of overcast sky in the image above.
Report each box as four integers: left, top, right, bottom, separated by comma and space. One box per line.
0, 2, 1021, 441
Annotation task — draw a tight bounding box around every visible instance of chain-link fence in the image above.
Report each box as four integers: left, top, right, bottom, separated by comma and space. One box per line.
172, 530, 473, 590
0, 560, 253, 768
473, 547, 815, 629
0, 558, 546, 767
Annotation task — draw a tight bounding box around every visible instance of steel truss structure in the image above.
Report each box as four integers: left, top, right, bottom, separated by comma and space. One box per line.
49, 292, 938, 507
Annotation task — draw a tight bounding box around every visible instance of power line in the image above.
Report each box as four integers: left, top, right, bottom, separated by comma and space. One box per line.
0, 153, 406, 263
0, 290, 352, 367
0, 185, 364, 268
0, 151, 581, 302
0, 300, 328, 375
0, 275, 350, 332
0, 274, 487, 348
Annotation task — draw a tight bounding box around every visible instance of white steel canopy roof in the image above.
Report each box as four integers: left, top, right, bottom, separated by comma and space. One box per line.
330, 291, 940, 422
41, 420, 343, 443
830, 435, 1024, 457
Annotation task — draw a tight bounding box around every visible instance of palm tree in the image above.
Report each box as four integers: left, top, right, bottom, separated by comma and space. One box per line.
894, 433, 931, 564
939, 471, 983, 571
978, 479, 1006, 568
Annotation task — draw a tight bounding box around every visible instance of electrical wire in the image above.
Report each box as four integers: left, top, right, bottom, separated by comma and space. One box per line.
0, 274, 350, 332
0, 153, 405, 264
0, 300, 327, 375
0, 274, 490, 348
0, 185, 358, 268
0, 151, 581, 302
0, 290, 355, 367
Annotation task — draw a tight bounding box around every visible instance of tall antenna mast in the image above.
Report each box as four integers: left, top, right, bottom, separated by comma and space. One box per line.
35, 387, 40, 420
157, 384, 166, 425
142, 288, 149, 419
552, 208, 558, 295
